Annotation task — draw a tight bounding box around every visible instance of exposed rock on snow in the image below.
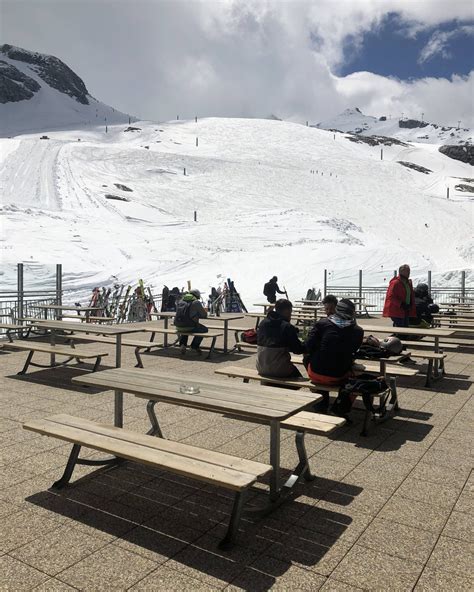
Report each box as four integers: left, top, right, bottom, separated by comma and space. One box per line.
104, 194, 130, 202
399, 119, 429, 129
114, 183, 133, 192
0, 60, 40, 103
397, 161, 432, 174
455, 183, 474, 192
439, 144, 474, 166
347, 135, 408, 147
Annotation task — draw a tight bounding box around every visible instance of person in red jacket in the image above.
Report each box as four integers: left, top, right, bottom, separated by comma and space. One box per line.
383, 264, 416, 327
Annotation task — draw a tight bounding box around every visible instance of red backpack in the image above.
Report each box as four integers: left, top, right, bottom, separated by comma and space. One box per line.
241, 329, 257, 344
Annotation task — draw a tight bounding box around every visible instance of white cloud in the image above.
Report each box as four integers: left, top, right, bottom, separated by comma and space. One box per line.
418, 25, 474, 64
2, 0, 474, 127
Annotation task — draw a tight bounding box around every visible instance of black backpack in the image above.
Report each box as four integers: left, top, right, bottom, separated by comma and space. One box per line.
174, 300, 195, 327
332, 373, 389, 418
263, 282, 271, 297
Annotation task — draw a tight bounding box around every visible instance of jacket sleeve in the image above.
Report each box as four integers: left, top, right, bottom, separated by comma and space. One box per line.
352, 326, 364, 354
283, 324, 305, 354
192, 301, 208, 320
304, 321, 322, 352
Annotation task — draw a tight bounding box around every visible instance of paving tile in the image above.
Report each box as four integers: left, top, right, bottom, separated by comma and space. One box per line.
130, 565, 220, 591
331, 544, 423, 591
407, 462, 469, 489
357, 517, 438, 563
442, 510, 474, 542
32, 577, 78, 591
454, 491, 474, 514
113, 525, 189, 563
0, 554, 50, 590
57, 543, 158, 590
426, 536, 474, 579
395, 477, 461, 508
10, 523, 108, 576
319, 579, 364, 591
379, 494, 451, 533
0, 508, 62, 553
415, 566, 474, 591
321, 484, 391, 516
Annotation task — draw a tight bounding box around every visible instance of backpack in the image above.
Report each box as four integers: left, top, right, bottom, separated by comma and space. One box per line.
174, 300, 196, 327
332, 373, 389, 418
241, 329, 257, 344
263, 282, 271, 297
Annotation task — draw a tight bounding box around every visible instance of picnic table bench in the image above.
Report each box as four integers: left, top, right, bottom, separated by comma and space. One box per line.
23, 414, 271, 549
5, 340, 108, 374
215, 365, 397, 436
0, 322, 31, 341
62, 315, 116, 324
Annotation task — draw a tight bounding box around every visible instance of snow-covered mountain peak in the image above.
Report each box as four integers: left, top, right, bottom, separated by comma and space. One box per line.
0, 44, 133, 136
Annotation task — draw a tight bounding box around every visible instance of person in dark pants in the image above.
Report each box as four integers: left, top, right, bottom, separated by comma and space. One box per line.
409, 283, 439, 327
174, 289, 208, 355
382, 264, 416, 327
263, 276, 285, 304
304, 299, 364, 412
256, 299, 304, 378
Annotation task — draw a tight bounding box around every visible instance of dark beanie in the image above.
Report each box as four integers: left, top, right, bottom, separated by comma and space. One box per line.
335, 298, 355, 320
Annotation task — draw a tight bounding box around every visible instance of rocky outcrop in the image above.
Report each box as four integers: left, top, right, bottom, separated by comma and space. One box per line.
455, 184, 474, 192
0, 44, 89, 104
399, 119, 428, 129
439, 144, 474, 166
397, 161, 432, 174
0, 60, 40, 103
347, 134, 408, 147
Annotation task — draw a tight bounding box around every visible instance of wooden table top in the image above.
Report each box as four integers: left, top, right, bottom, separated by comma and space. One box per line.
31, 319, 144, 335
72, 368, 321, 421
360, 324, 454, 337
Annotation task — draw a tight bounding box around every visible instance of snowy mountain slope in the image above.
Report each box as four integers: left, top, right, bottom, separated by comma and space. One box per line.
0, 44, 132, 136
315, 107, 473, 145
1, 117, 472, 305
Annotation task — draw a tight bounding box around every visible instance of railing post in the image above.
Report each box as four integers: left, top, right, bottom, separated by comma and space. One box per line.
393, 270, 397, 278
358, 270, 362, 300
56, 264, 62, 319
427, 270, 432, 293
17, 263, 24, 333
461, 271, 466, 300
323, 269, 327, 297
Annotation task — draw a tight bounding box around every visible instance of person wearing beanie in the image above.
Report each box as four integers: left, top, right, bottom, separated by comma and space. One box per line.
409, 283, 439, 327
304, 298, 364, 410
174, 289, 208, 355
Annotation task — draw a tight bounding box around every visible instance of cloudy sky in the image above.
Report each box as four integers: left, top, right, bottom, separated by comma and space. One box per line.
3, 0, 474, 126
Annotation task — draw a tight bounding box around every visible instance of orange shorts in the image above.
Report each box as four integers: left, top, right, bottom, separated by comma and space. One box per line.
307, 365, 351, 386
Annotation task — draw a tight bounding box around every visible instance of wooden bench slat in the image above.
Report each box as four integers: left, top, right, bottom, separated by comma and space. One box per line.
23, 416, 269, 491
282, 411, 345, 433
5, 341, 108, 358
48, 414, 271, 476
69, 335, 157, 348
401, 340, 458, 350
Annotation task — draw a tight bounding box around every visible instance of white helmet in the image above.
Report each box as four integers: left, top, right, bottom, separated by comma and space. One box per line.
381, 336, 403, 355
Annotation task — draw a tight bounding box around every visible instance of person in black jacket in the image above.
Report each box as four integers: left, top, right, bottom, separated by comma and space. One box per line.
409, 283, 439, 327
304, 298, 364, 385
263, 276, 285, 304
256, 299, 304, 378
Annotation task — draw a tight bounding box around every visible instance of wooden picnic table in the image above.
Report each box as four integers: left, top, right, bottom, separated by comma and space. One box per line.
35, 304, 104, 321
150, 312, 244, 353
360, 323, 454, 375
0, 322, 30, 341
30, 320, 146, 426
73, 368, 322, 505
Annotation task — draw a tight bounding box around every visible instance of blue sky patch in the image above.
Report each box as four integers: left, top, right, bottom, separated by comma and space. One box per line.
337, 13, 474, 79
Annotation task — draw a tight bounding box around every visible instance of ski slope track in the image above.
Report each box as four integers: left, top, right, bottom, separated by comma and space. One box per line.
0, 117, 472, 305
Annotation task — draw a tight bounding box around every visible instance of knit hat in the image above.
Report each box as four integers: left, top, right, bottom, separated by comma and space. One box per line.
190, 289, 201, 299
335, 298, 355, 320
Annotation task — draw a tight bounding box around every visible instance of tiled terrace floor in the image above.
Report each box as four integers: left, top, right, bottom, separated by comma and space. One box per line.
0, 317, 472, 591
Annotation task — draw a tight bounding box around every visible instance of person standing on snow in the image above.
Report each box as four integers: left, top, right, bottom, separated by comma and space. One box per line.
382, 264, 416, 328
263, 276, 285, 304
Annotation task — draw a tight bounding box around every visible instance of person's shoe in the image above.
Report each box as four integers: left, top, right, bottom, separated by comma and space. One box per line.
192, 347, 203, 356
180, 345, 187, 355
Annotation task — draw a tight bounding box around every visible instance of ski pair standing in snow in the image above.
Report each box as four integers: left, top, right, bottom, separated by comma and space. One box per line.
263, 276, 286, 304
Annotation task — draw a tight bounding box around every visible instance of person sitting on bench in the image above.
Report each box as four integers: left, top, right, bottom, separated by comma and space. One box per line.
256, 299, 304, 378
174, 289, 208, 355
304, 298, 364, 411
409, 283, 439, 328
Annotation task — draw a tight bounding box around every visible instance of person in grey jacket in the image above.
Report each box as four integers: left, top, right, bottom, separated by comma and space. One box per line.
174, 289, 208, 355
256, 299, 304, 378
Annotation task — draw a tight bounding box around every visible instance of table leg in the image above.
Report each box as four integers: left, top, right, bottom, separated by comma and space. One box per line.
269, 420, 281, 501
51, 329, 56, 367
223, 319, 229, 353
114, 334, 123, 427
433, 336, 440, 377
164, 317, 169, 348
380, 360, 387, 377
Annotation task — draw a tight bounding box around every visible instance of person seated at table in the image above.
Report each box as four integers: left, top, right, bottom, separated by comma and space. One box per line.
382, 264, 416, 327
409, 283, 439, 328
322, 294, 338, 316
174, 289, 208, 355
256, 299, 304, 378
263, 276, 285, 304
304, 299, 364, 411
